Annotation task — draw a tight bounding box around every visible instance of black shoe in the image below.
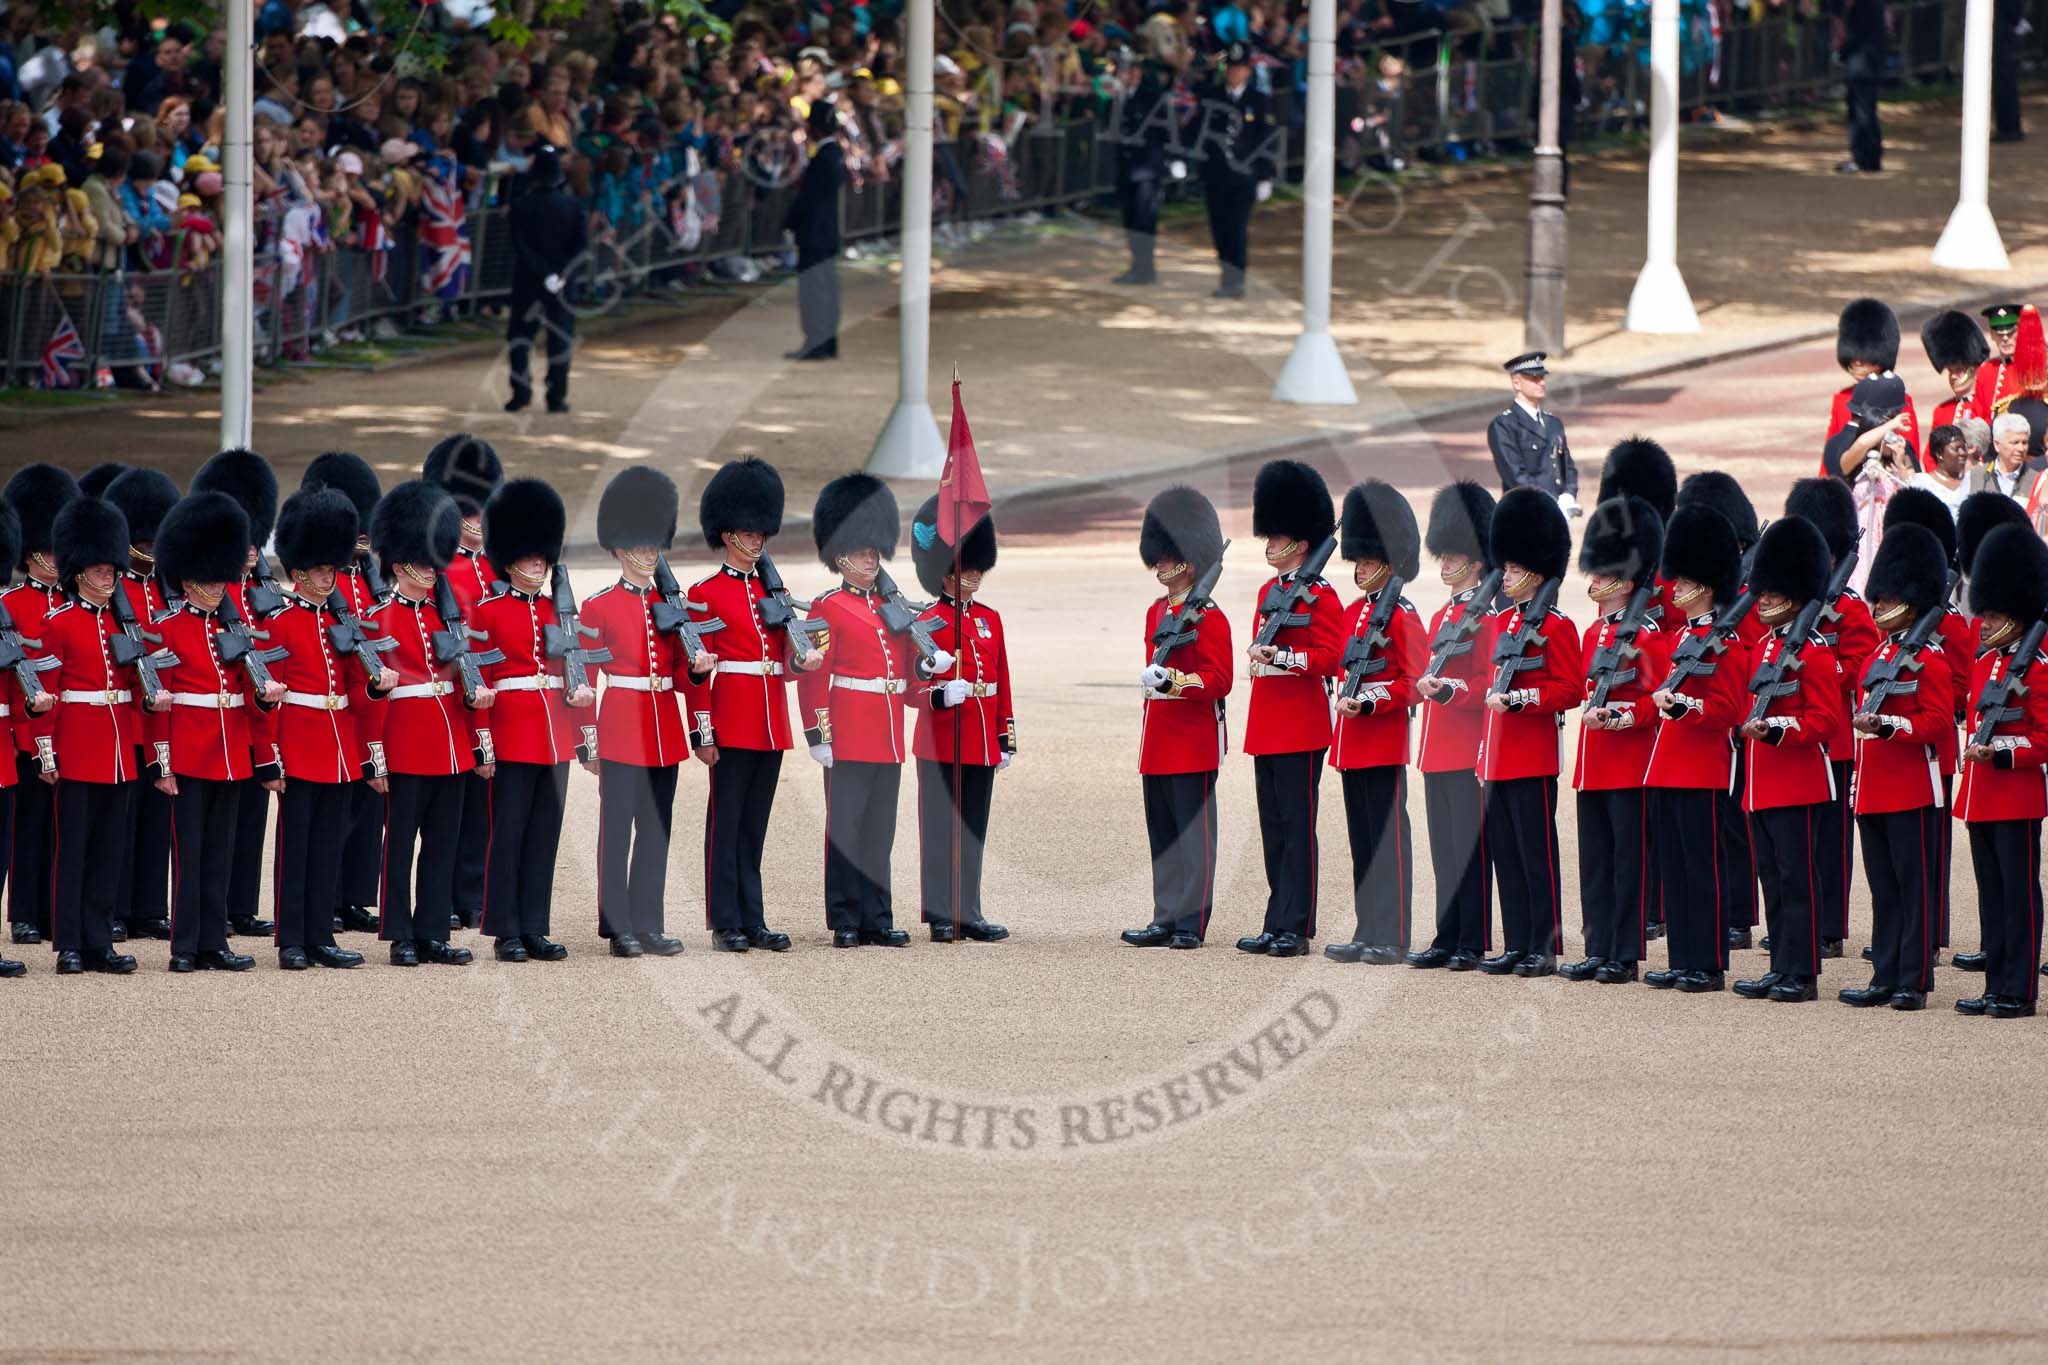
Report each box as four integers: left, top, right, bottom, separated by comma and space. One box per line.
1123, 925, 1174, 947
279, 947, 311, 971
1644, 922, 1666, 941
1446, 950, 1481, 972
1733, 972, 1784, 999
928, 924, 957, 944
1991, 130, 2024, 143
332, 914, 344, 932
416, 939, 473, 966
546, 398, 571, 413
1512, 954, 1558, 978
230, 916, 273, 937
960, 921, 1009, 942
504, 391, 532, 413
389, 941, 419, 966
450, 912, 465, 931
1726, 928, 1751, 951
1951, 951, 1988, 972
522, 935, 567, 961
1268, 933, 1309, 957
54, 950, 82, 974
1407, 946, 1453, 969
1479, 950, 1527, 975
1557, 957, 1605, 981
1169, 931, 1201, 949
168, 954, 196, 973
610, 934, 645, 958
0, 956, 22, 978
1236, 933, 1275, 954
1111, 268, 1158, 285
1324, 940, 1368, 963
1838, 982, 1893, 1007
110, 922, 127, 943
1860, 944, 1875, 962
1989, 996, 2037, 1019
640, 934, 685, 956
494, 937, 530, 962
1889, 989, 1926, 1011
1820, 939, 1845, 959
1835, 159, 1869, 175
1955, 994, 1993, 1016
714, 930, 753, 952
1769, 976, 1818, 1002
860, 929, 910, 947
1363, 945, 1404, 965
2039, 962, 2048, 978
1595, 960, 1638, 984
128, 917, 172, 940
745, 928, 793, 952
87, 949, 138, 974
1213, 282, 1245, 299
1675, 971, 1725, 993
1760, 935, 1772, 950
339, 905, 379, 933
1644, 968, 1684, 989
834, 929, 862, 948
309, 945, 363, 969
197, 947, 255, 971
10, 922, 40, 945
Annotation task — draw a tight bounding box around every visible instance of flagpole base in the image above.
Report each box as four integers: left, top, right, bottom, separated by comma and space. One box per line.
1271, 330, 1359, 406
865, 400, 947, 479
1930, 199, 2012, 273
1624, 259, 1701, 334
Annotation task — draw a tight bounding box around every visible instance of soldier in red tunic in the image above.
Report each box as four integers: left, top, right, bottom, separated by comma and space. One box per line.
1410, 482, 1497, 970
1824, 298, 1919, 472
1325, 481, 1424, 965
1840, 525, 1953, 1010
1122, 486, 1231, 951
908, 495, 1013, 944
1732, 518, 1843, 1003
683, 457, 823, 953
4, 464, 77, 945
1594, 437, 1680, 633
1921, 309, 1993, 432
1237, 460, 1340, 959
0, 506, 32, 977
1477, 487, 1580, 977
1956, 524, 2048, 1018
1971, 303, 2021, 417
1564, 497, 1669, 984
586, 467, 710, 958
802, 474, 928, 949
104, 468, 179, 943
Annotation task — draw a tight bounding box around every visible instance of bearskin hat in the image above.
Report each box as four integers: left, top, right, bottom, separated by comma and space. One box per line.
4, 463, 79, 561
190, 447, 279, 548
482, 478, 567, 571
1488, 486, 1571, 581
1958, 491, 2030, 583
2015, 305, 2047, 395
1968, 523, 2048, 622
1138, 486, 1225, 575
423, 433, 505, 518
102, 468, 179, 546
1748, 516, 1832, 604
596, 466, 680, 552
1250, 459, 1335, 547
154, 492, 251, 590
303, 451, 383, 523
370, 480, 462, 573
1338, 480, 1420, 581
1863, 523, 1950, 617
53, 495, 131, 586
910, 495, 998, 598
1785, 477, 1858, 566
698, 456, 784, 550
0, 504, 20, 589
1594, 437, 1676, 522
1660, 505, 1742, 606
1882, 486, 1958, 568
79, 461, 128, 499
274, 487, 360, 575
1920, 309, 1991, 374
1425, 480, 1495, 565
1836, 297, 1900, 371
813, 473, 901, 568
1676, 471, 1758, 549
1578, 496, 1666, 584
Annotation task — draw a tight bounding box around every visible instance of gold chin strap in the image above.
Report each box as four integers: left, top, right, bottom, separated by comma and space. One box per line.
1983, 618, 2018, 649
509, 563, 547, 592
1872, 603, 1911, 630
1354, 563, 1389, 593
1155, 562, 1189, 586
186, 583, 224, 611
130, 544, 155, 566
1500, 568, 1531, 598
29, 551, 54, 577
1264, 540, 1300, 567
461, 517, 482, 539
1672, 584, 1706, 611
1588, 578, 1628, 602
398, 563, 436, 590
1757, 599, 1796, 625
620, 549, 657, 576
724, 532, 763, 562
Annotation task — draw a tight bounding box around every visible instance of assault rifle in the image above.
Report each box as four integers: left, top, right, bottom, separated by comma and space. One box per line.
246, 549, 286, 617
1252, 534, 1339, 649
215, 591, 288, 693
874, 566, 946, 675
324, 589, 396, 682
543, 563, 613, 694
430, 573, 505, 707
0, 597, 58, 703
357, 552, 392, 606
1488, 574, 1562, 698
1422, 566, 1504, 681
1146, 545, 1230, 670
649, 556, 724, 660
1971, 606, 2048, 750
1337, 575, 1406, 703
1855, 573, 1958, 723
755, 553, 830, 659
107, 587, 179, 707
1585, 578, 1659, 713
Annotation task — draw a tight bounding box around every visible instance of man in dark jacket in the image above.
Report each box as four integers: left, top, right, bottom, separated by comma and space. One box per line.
504, 144, 587, 414
785, 99, 847, 361
1191, 43, 1275, 300
1832, 0, 1887, 173
1113, 58, 1176, 286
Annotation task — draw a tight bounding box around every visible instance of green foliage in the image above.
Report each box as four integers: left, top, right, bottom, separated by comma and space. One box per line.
42, 0, 730, 47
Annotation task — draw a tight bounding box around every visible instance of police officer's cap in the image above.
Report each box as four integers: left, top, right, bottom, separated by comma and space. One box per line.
1503, 351, 1547, 378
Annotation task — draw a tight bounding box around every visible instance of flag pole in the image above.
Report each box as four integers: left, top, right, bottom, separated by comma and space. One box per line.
950, 368, 964, 934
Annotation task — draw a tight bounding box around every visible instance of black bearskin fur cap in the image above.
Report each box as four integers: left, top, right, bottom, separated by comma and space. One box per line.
1748, 516, 1832, 604
1864, 523, 1950, 617
154, 492, 250, 589
1969, 523, 2048, 623
1785, 477, 1858, 566
370, 480, 462, 573
1921, 309, 1991, 374
1488, 486, 1571, 581
1339, 480, 1420, 581
274, 487, 360, 574
597, 467, 680, 552
482, 478, 567, 571
54, 496, 130, 586
103, 468, 179, 545
813, 473, 901, 568
4, 463, 80, 559
1138, 486, 1225, 574
698, 456, 785, 550
1676, 471, 1758, 549
1426, 481, 1494, 565
79, 462, 128, 499
422, 433, 505, 518
0, 505, 17, 588
190, 447, 278, 548
1660, 504, 1742, 606
1837, 297, 1900, 371
1250, 459, 1335, 547
304, 451, 383, 523
909, 494, 998, 598
1882, 486, 1958, 568
1578, 496, 1666, 584
1594, 437, 1676, 522
1958, 491, 2031, 583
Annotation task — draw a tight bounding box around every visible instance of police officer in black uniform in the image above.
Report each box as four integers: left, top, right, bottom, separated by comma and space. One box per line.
784, 100, 848, 361
1831, 0, 1886, 173
504, 144, 588, 415
1113, 55, 1177, 286
1487, 352, 1579, 515
1191, 43, 1274, 300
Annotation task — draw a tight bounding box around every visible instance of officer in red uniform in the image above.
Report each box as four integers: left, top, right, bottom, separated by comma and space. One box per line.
1733, 517, 1843, 1003
103, 467, 179, 942
1956, 524, 2048, 1018
4, 464, 77, 944
1477, 487, 1580, 977
1921, 309, 1993, 432
801, 473, 927, 949
908, 494, 1013, 944
150, 492, 283, 973
266, 486, 384, 970
304, 450, 388, 936
585, 467, 709, 958
424, 432, 505, 931
1971, 303, 2021, 417
1325, 481, 1424, 964
472, 478, 591, 962
188, 448, 280, 940
1565, 496, 1669, 983
0, 506, 31, 977
1841, 525, 1953, 1010
684, 457, 822, 953
1825, 298, 1920, 471
359, 481, 489, 967
40, 495, 143, 975
1238, 460, 1340, 958
1594, 437, 1680, 631
1122, 486, 1231, 950
1410, 482, 1496, 970
1646, 505, 1751, 992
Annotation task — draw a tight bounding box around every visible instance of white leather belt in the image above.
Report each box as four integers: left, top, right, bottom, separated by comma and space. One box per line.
387, 681, 453, 699
831, 675, 905, 695
717, 660, 784, 677
61, 688, 134, 705
171, 692, 244, 709
494, 675, 562, 692
607, 675, 674, 692
285, 691, 348, 711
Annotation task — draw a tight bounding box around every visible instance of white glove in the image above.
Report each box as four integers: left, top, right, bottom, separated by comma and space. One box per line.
1255, 180, 1273, 203
941, 678, 972, 707
809, 743, 833, 768
927, 648, 955, 674
1140, 664, 1170, 691
543, 272, 564, 295
1168, 158, 1187, 180
1557, 492, 1581, 517
997, 753, 1013, 772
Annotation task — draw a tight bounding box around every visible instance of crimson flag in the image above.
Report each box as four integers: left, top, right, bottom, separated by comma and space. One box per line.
938, 378, 991, 545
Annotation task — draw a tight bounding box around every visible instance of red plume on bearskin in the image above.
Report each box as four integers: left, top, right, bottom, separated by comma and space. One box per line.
2013, 304, 2046, 395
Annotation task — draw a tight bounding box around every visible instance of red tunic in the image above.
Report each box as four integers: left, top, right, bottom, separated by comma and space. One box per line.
473, 587, 585, 767
1742, 629, 1842, 810
446, 547, 497, 615
1476, 601, 1582, 782
353, 592, 477, 777
1853, 634, 1953, 814
911, 597, 1014, 767
41, 598, 141, 783
1138, 595, 1234, 776
680, 565, 798, 753
1824, 387, 1922, 472
1242, 571, 1343, 757
265, 594, 365, 784
583, 580, 696, 768
1415, 588, 1493, 774
1930, 394, 1986, 432
1572, 613, 1671, 791
150, 604, 263, 781
797, 584, 915, 765
1927, 606, 1973, 775
1819, 591, 1883, 763
1973, 357, 2015, 417
1646, 615, 1751, 790
4, 579, 62, 757
1956, 645, 2048, 823
1329, 589, 1423, 771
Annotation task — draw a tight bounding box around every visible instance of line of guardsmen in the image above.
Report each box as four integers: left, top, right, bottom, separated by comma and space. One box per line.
1123, 446, 2048, 1017
0, 444, 1016, 975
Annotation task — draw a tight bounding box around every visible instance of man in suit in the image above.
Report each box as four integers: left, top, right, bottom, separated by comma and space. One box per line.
1486, 352, 1579, 515
1968, 415, 2046, 507
1191, 43, 1275, 300
785, 100, 848, 361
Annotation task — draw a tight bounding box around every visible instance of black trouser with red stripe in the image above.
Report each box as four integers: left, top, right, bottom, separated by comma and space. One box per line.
484, 760, 569, 940
1422, 769, 1489, 954
339, 779, 383, 912
227, 776, 268, 927
1969, 819, 2042, 1002
381, 772, 464, 943
705, 747, 782, 934
171, 777, 240, 957
12, 753, 54, 935
1752, 802, 1825, 979
1485, 774, 1560, 958
275, 778, 347, 951
1858, 806, 1941, 994
1254, 750, 1324, 939
52, 777, 133, 955
1339, 765, 1410, 949
919, 758, 995, 927
1937, 774, 1955, 946
454, 770, 491, 923
1652, 788, 1725, 973
1143, 770, 1218, 940
1578, 787, 1648, 963
1814, 758, 1855, 942
1716, 751, 1758, 929
598, 759, 677, 940
825, 759, 901, 935
128, 766, 172, 929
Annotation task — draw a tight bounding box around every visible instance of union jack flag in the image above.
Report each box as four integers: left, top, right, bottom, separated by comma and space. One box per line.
417, 156, 470, 301
359, 206, 392, 286
39, 309, 83, 389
